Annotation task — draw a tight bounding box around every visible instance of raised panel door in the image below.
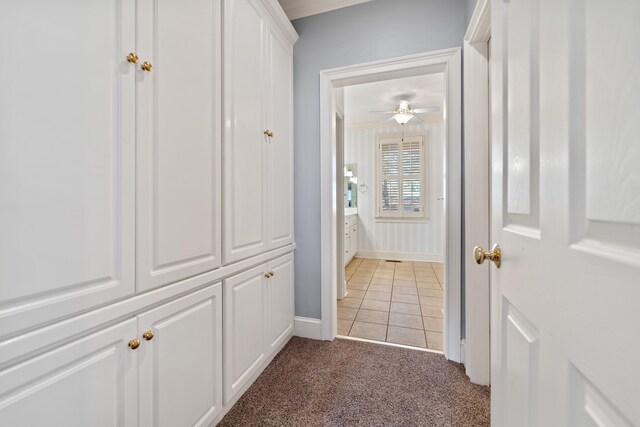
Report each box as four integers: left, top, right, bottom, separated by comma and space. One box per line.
223, 0, 269, 263
490, 0, 640, 425
0, 319, 138, 426
0, 0, 135, 337
267, 22, 294, 249
350, 224, 358, 257
223, 264, 268, 404
267, 253, 294, 352
138, 284, 223, 427
137, 0, 222, 291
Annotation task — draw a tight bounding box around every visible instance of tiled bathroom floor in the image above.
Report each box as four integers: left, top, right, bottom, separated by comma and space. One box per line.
339, 258, 445, 351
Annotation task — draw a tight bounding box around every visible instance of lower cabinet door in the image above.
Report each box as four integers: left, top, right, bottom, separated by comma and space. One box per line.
223, 264, 268, 404
0, 319, 138, 427
137, 283, 223, 427
350, 226, 358, 257
267, 253, 294, 352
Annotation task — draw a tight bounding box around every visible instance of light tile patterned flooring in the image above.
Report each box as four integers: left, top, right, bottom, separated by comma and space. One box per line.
339, 258, 445, 351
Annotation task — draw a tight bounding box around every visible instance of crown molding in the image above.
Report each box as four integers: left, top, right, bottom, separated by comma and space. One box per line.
266, 0, 299, 44
278, 0, 373, 20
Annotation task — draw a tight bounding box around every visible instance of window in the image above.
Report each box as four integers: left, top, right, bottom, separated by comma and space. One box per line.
376, 134, 426, 219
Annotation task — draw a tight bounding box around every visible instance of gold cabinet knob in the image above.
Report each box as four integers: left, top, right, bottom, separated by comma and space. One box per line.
126, 52, 139, 64
269, 271, 275, 277
263, 130, 274, 138
142, 331, 154, 341
265, 273, 271, 278
128, 338, 141, 350
473, 244, 501, 268
140, 61, 153, 72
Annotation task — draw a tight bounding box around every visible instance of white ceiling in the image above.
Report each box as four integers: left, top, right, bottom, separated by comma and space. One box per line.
344, 73, 445, 125
278, 0, 374, 20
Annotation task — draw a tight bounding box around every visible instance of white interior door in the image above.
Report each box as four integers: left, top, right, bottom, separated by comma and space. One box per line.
267, 22, 295, 250
136, 0, 221, 291
223, 0, 269, 263
138, 284, 222, 427
0, 0, 135, 337
489, 0, 640, 425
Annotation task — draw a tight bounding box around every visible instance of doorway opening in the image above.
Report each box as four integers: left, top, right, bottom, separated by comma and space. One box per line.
319, 49, 462, 361
337, 74, 447, 350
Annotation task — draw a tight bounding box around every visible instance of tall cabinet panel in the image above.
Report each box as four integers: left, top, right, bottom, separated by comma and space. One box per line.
0, 0, 136, 337
267, 253, 294, 352
267, 24, 295, 249
223, 0, 269, 264
138, 284, 223, 427
137, 0, 222, 291
223, 265, 268, 403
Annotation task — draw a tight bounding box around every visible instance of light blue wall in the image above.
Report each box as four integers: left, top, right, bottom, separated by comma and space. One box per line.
465, 0, 478, 27
292, 0, 468, 319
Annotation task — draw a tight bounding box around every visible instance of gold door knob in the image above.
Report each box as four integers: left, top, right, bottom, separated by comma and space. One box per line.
263, 130, 274, 138
126, 53, 139, 64
140, 61, 153, 72
269, 271, 274, 277
474, 244, 501, 268
142, 331, 154, 341
128, 338, 141, 350
265, 273, 271, 278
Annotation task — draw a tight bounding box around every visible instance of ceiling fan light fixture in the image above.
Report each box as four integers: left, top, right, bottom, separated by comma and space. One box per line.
393, 112, 413, 124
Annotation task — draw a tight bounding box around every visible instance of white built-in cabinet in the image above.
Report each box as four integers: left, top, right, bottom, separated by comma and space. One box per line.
224, 0, 295, 264
0, 282, 223, 427
223, 253, 294, 403
0, 0, 297, 425
136, 0, 222, 292
344, 214, 358, 264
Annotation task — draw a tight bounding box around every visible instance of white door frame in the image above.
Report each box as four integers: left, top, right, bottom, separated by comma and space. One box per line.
463, 0, 491, 384
319, 48, 463, 362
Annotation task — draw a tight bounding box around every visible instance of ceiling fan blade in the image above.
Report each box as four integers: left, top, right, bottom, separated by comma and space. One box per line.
410, 114, 424, 123
369, 110, 396, 113
412, 107, 440, 113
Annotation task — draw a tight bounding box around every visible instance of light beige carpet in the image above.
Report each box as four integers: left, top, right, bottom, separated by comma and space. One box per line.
219, 337, 490, 426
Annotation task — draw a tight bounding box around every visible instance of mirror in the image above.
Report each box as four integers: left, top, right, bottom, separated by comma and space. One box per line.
344, 163, 358, 208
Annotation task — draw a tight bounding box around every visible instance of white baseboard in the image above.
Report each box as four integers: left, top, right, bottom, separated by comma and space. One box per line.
294, 316, 323, 340
356, 250, 444, 263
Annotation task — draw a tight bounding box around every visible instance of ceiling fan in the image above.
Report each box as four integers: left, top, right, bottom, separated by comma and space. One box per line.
370, 100, 440, 124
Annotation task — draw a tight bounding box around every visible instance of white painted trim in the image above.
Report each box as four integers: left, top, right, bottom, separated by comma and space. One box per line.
278, 0, 373, 20
294, 316, 323, 340
464, 0, 491, 43
319, 48, 463, 363
263, 0, 299, 44
337, 335, 444, 355
462, 0, 491, 385
355, 250, 444, 263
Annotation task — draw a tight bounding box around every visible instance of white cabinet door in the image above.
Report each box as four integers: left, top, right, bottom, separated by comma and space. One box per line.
136, 0, 222, 291
138, 284, 223, 427
0, 0, 135, 338
350, 224, 358, 257
266, 253, 294, 352
223, 0, 269, 264
489, 0, 640, 425
267, 22, 294, 249
223, 264, 268, 403
0, 319, 138, 427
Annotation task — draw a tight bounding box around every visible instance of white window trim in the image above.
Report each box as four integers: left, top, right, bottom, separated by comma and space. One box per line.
375, 133, 428, 220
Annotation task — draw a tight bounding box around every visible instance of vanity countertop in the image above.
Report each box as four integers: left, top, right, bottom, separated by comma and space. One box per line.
345, 207, 358, 217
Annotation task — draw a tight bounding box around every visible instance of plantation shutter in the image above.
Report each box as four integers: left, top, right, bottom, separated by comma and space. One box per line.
377, 135, 425, 218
